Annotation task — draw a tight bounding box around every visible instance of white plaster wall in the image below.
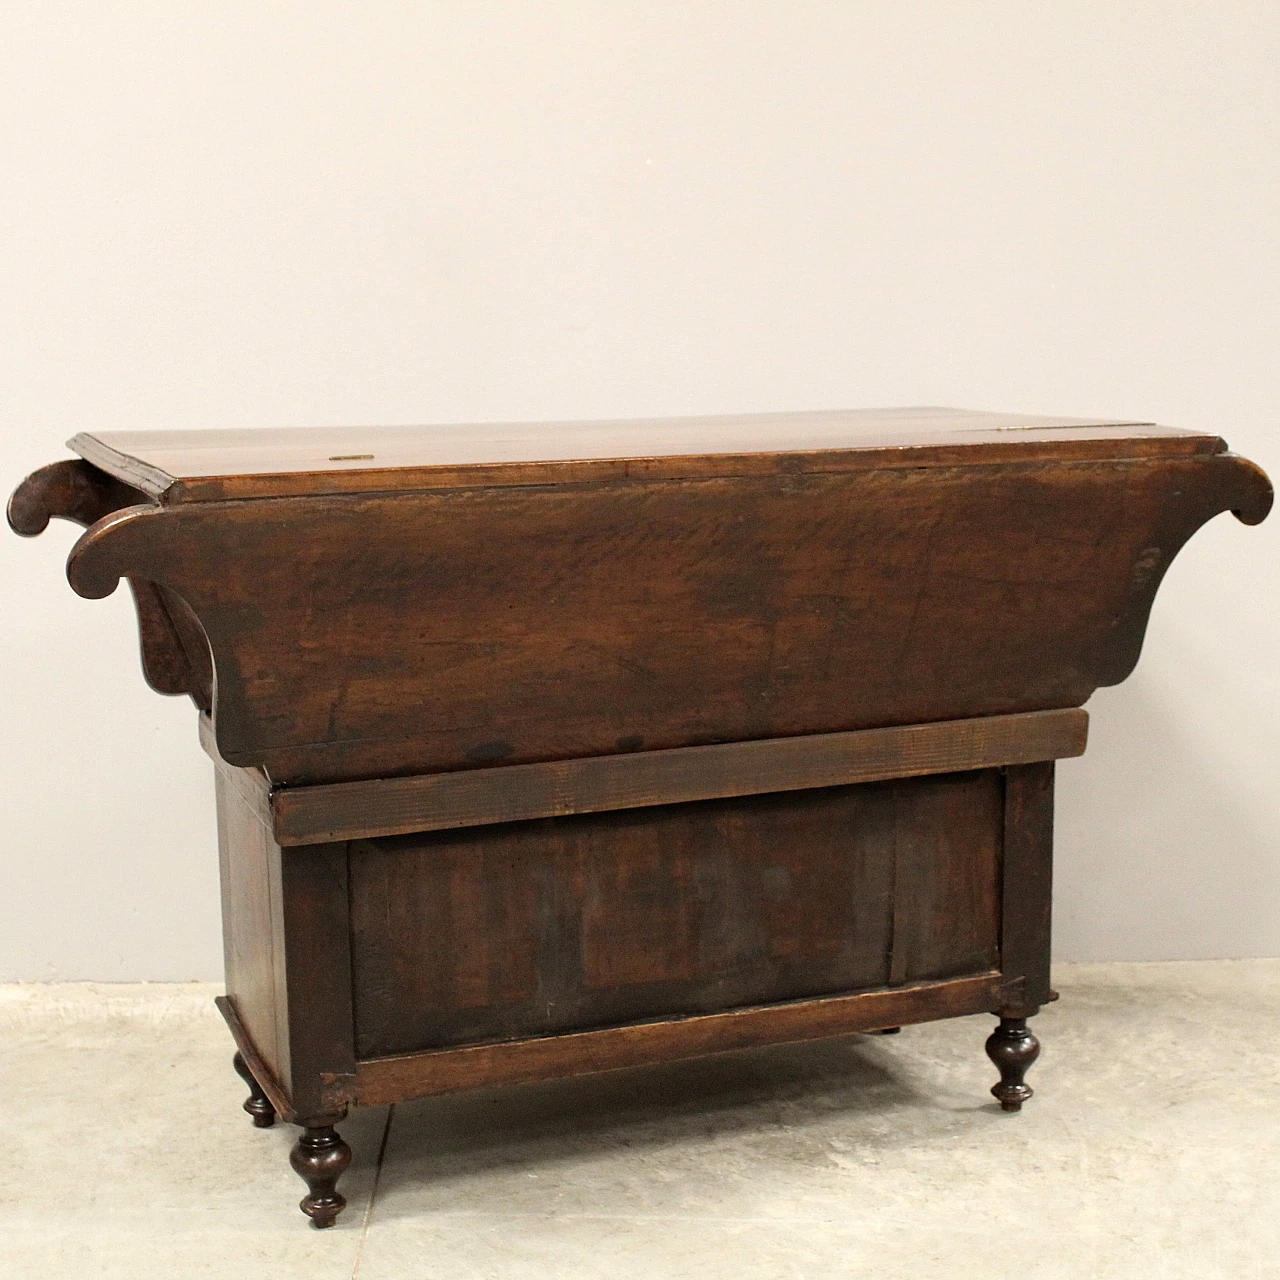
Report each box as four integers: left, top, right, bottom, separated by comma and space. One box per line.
2, 2, 1276, 978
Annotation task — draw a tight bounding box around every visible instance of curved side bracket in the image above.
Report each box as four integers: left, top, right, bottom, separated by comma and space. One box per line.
62, 501, 214, 710
65, 502, 167, 599
129, 581, 215, 709
8, 458, 144, 536
1222, 453, 1274, 526
10, 462, 214, 709
1093, 451, 1273, 688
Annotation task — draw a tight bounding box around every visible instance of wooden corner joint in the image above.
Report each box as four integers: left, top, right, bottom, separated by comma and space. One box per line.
997, 977, 1042, 1020
318, 1073, 358, 1115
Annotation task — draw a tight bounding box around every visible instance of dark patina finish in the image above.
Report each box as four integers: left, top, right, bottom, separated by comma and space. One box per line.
11, 407, 1270, 1225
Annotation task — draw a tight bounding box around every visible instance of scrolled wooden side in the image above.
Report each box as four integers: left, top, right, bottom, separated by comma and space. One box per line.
19, 446, 1274, 785
64, 502, 168, 599
1219, 452, 1273, 526
9, 460, 214, 708
1089, 451, 1274, 688
8, 458, 144, 537
128, 581, 214, 709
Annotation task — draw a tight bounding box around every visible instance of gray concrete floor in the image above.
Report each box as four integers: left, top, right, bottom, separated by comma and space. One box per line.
3, 960, 1277, 1279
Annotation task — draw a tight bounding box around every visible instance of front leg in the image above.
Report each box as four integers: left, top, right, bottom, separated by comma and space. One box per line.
991, 762, 1053, 1113
290, 1123, 352, 1228
985, 1014, 1040, 1111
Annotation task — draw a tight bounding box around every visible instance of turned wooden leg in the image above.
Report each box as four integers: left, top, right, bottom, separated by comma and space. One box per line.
985, 1015, 1040, 1111
290, 1125, 352, 1228
233, 1051, 276, 1128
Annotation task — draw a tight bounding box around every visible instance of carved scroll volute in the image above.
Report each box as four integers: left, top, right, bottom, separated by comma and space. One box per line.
1220, 452, 1274, 526
1089, 451, 1272, 689
8, 460, 214, 710
7, 459, 134, 536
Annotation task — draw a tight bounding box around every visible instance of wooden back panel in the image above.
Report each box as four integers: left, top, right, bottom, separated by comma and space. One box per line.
347, 770, 1002, 1059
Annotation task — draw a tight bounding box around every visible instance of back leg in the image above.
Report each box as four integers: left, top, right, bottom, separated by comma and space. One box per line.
233, 1051, 277, 1128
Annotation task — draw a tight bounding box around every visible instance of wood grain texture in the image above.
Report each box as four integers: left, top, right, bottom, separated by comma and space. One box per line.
216, 995, 295, 1123
65, 409, 1219, 502
6, 457, 146, 535
999, 762, 1056, 1014
207, 720, 273, 829
215, 764, 286, 1091
10, 410, 1272, 1212
214, 741, 356, 1120
59, 450, 1270, 784
277, 842, 357, 1121
348, 771, 1000, 1059
271, 708, 1086, 845
888, 771, 1003, 985
353, 971, 1002, 1105
348, 768, 998, 1059
348, 773, 1003, 1057
7, 458, 212, 707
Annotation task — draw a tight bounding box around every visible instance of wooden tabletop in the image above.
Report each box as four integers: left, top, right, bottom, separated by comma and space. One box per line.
69, 407, 1222, 503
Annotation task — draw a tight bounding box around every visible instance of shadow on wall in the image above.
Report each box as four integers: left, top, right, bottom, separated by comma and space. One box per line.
1054, 652, 1278, 963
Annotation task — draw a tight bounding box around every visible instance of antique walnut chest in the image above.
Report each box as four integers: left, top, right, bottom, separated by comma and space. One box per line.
9, 407, 1271, 1226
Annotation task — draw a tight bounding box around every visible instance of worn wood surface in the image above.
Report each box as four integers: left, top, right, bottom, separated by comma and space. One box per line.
9, 411, 1273, 1225
353, 971, 1001, 1105
6, 458, 212, 708
1000, 762, 1056, 1013
65, 409, 1218, 502
347, 770, 1001, 1059
215, 765, 286, 1090
270, 708, 1087, 845
277, 842, 356, 1121
214, 745, 356, 1121
215, 995, 295, 1123
55, 448, 1270, 784
233, 1050, 277, 1127
6, 457, 145, 534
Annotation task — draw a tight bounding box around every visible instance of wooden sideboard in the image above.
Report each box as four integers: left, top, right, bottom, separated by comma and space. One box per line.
9, 407, 1270, 1227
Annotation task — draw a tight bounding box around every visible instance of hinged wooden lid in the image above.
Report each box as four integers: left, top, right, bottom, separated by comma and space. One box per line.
69, 407, 1221, 503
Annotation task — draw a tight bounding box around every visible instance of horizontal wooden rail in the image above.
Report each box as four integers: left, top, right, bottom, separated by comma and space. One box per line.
354, 971, 1003, 1105
263, 708, 1087, 846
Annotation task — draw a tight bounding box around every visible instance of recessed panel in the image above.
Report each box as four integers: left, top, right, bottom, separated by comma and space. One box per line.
348, 769, 1002, 1059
